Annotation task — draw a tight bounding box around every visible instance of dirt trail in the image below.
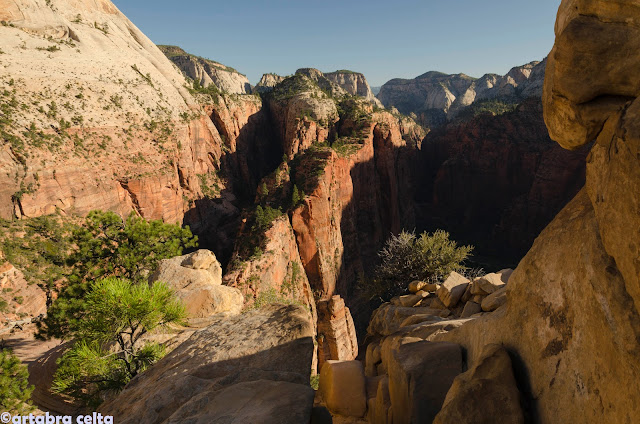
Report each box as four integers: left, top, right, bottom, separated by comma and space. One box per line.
2, 325, 81, 415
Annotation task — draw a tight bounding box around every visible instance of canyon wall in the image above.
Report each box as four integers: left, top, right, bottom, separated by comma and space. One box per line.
417, 98, 588, 261
434, 1, 640, 422
0, 0, 225, 223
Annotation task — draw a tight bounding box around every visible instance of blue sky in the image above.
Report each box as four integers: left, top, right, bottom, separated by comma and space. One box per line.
112, 0, 561, 86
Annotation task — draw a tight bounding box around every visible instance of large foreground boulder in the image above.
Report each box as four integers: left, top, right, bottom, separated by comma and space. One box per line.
318, 360, 367, 418
149, 249, 244, 317
387, 341, 463, 424
433, 344, 524, 424
100, 304, 315, 424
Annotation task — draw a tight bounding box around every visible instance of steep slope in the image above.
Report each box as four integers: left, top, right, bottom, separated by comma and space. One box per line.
432, 2, 640, 422
416, 98, 588, 261
0, 0, 223, 223
158, 45, 252, 94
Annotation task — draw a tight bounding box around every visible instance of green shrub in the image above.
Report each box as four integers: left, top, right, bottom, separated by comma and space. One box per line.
52, 277, 186, 406
37, 210, 197, 339
372, 230, 473, 301
0, 350, 33, 414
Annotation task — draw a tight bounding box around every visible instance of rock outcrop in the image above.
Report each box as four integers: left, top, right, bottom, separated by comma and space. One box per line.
254, 73, 287, 93
377, 60, 546, 127
0, 262, 46, 330
427, 3, 640, 422
100, 304, 316, 424
325, 70, 383, 108
317, 295, 359, 371
318, 360, 367, 418
433, 344, 524, 424
159, 45, 251, 94
149, 249, 244, 318
223, 215, 316, 319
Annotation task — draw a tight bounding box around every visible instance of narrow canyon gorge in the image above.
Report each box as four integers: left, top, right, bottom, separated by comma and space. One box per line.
0, 0, 637, 422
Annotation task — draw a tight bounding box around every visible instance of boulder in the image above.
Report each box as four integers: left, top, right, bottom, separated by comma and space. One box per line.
460, 284, 473, 303
497, 268, 514, 283
367, 304, 447, 337
149, 250, 243, 318
399, 314, 444, 328
396, 294, 422, 307
433, 344, 524, 424
408, 280, 426, 293
461, 301, 482, 318
387, 341, 463, 424
481, 286, 507, 312
100, 304, 315, 424
470, 278, 489, 295
472, 294, 486, 303
430, 297, 447, 310
179, 249, 221, 272
436, 272, 470, 308
318, 360, 367, 418
476, 273, 507, 294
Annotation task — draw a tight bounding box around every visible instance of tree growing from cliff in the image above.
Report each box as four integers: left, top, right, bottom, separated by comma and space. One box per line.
37, 210, 197, 339
0, 350, 33, 414
372, 230, 473, 301
52, 277, 186, 406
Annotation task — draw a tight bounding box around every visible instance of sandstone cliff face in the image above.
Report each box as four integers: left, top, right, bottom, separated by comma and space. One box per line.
325, 71, 383, 107
223, 215, 316, 320
0, 262, 46, 329
266, 74, 340, 159
0, 0, 226, 223
158, 45, 251, 94
377, 60, 546, 127
433, 2, 640, 422
254, 73, 287, 93
417, 98, 588, 260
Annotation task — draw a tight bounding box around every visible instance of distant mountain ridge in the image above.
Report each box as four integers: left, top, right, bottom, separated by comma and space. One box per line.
377, 60, 546, 127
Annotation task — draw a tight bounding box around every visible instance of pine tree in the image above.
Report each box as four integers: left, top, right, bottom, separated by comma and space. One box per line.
0, 350, 33, 414
52, 277, 186, 406
291, 184, 300, 206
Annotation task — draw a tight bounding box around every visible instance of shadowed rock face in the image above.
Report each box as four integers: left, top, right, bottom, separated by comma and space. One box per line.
416, 98, 588, 261
434, 1, 640, 422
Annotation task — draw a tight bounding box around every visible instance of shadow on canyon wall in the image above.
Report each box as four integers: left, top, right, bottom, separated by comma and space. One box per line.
183, 103, 283, 267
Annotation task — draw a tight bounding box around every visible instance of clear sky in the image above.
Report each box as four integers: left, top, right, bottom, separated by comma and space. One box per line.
112, 0, 562, 87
